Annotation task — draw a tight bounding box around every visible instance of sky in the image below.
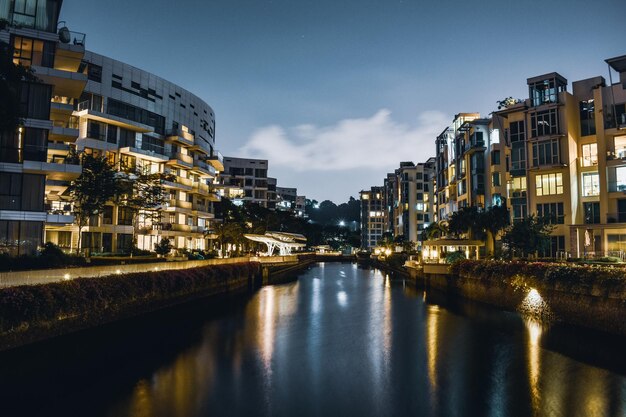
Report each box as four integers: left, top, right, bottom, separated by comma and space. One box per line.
60, 0, 626, 203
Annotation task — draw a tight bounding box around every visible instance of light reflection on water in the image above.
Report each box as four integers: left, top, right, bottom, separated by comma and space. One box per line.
0, 263, 625, 417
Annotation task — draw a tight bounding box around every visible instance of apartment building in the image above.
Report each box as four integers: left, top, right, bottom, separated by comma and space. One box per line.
267, 177, 277, 209
1, 1, 86, 255
386, 160, 435, 245
276, 186, 297, 211
360, 186, 385, 249
47, 50, 223, 254
492, 56, 626, 258
219, 157, 269, 207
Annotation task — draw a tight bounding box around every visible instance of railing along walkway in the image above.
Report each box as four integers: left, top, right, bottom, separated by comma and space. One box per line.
0, 255, 298, 288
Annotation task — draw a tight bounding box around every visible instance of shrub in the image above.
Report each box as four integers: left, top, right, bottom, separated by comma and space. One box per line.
445, 251, 466, 264
0, 262, 260, 335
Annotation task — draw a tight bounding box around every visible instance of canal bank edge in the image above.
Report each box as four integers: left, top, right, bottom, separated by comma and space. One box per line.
0, 262, 263, 352
395, 260, 626, 336
0, 254, 356, 352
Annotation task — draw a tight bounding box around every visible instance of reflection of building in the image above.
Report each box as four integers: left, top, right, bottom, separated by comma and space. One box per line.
360, 186, 385, 249
47, 51, 222, 253
1, 1, 86, 255
219, 157, 269, 207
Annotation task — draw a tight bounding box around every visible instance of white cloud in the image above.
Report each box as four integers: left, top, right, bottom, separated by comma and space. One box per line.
239, 109, 449, 171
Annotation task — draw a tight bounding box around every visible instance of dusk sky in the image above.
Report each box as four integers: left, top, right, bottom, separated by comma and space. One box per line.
60, 0, 626, 203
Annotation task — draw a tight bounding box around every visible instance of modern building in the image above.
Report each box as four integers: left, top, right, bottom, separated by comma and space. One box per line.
267, 177, 277, 210
360, 186, 385, 249
276, 186, 297, 211
43, 50, 223, 254
219, 157, 269, 207
1, 1, 86, 255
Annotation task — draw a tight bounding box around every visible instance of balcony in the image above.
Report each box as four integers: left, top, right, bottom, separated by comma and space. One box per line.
119, 146, 169, 163
162, 176, 193, 191
46, 212, 75, 225
23, 156, 81, 181
30, 65, 87, 98
167, 152, 193, 169
191, 158, 216, 177
74, 108, 153, 133
166, 200, 193, 211
206, 151, 224, 171
166, 127, 194, 147
50, 117, 79, 142
54, 28, 87, 73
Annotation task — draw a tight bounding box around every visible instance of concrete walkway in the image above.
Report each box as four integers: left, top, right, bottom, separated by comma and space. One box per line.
0, 255, 298, 288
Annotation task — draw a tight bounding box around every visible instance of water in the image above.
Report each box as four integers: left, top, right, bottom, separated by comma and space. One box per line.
1, 262, 625, 417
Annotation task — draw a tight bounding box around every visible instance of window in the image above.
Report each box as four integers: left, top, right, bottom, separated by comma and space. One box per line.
531, 109, 559, 138
537, 202, 564, 224
87, 121, 107, 141
119, 128, 135, 147
88, 64, 102, 83
539, 236, 565, 258
584, 202, 600, 224
57, 231, 71, 248
120, 154, 136, 171
107, 98, 165, 134
0, 127, 47, 163
416, 193, 423, 201
581, 143, 598, 167
12, 36, 54, 67
491, 150, 500, 165
9, 0, 60, 32
536, 173, 563, 196
102, 206, 113, 225
512, 201, 527, 222
19, 82, 52, 120
508, 176, 527, 197
614, 136, 626, 159
614, 167, 626, 192
511, 142, 526, 171
529, 78, 565, 107
141, 135, 164, 155
492, 172, 501, 187
510, 121, 525, 142
117, 207, 133, 226
0, 220, 42, 256
116, 234, 133, 253
532, 139, 560, 166
0, 173, 43, 211
582, 172, 600, 196
580, 100, 596, 136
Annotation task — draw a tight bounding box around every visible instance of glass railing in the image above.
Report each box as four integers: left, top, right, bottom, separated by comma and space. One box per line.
608, 181, 626, 192
607, 212, 626, 223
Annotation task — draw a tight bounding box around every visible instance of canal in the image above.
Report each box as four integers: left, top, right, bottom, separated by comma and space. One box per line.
1, 262, 625, 417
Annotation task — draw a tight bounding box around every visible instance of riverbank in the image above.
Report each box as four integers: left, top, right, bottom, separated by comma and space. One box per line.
0, 254, 356, 352
400, 260, 626, 336
0, 262, 261, 352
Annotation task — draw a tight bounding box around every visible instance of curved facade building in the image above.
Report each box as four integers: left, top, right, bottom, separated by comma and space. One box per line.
45, 51, 224, 254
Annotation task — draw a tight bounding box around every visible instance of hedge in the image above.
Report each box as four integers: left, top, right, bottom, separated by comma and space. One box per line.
450, 260, 626, 296
0, 262, 259, 335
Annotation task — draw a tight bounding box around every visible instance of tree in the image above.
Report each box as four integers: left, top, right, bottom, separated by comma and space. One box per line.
154, 237, 173, 256
480, 204, 510, 256
423, 222, 447, 240
69, 153, 120, 254
501, 215, 554, 258
116, 165, 173, 252
447, 206, 484, 240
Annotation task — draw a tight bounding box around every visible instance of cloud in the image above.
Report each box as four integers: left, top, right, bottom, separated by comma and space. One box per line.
239, 109, 449, 171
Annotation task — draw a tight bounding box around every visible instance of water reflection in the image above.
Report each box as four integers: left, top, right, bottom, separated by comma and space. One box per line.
0, 263, 625, 417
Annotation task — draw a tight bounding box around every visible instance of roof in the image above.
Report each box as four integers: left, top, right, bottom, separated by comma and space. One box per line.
606, 55, 626, 73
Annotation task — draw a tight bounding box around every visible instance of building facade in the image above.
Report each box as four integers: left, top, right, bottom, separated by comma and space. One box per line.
219, 157, 269, 207
43, 50, 223, 254
360, 186, 385, 249
386, 160, 435, 245
1, 0, 86, 255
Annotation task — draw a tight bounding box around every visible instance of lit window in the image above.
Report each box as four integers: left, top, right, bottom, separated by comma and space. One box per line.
582, 173, 600, 196
581, 143, 598, 167
536, 173, 563, 196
